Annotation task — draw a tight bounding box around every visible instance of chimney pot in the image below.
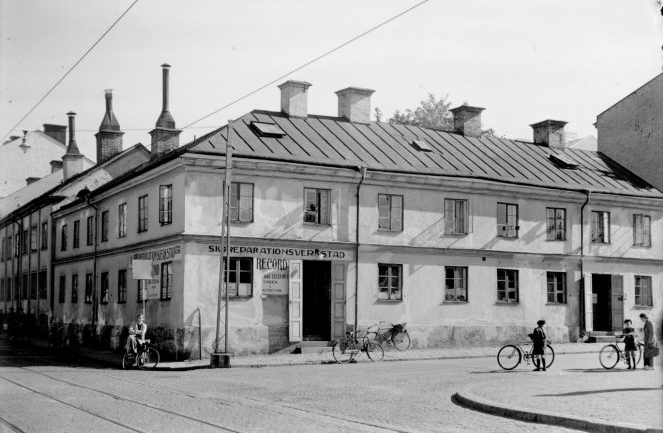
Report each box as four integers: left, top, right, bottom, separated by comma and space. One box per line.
63, 112, 85, 181
335, 87, 375, 124
151, 63, 181, 159
50, 160, 63, 173
278, 80, 312, 118
450, 105, 485, 137
530, 119, 567, 147
96, 89, 124, 164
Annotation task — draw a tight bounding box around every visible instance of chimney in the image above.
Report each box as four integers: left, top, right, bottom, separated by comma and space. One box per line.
335, 87, 375, 123
150, 64, 181, 159
95, 89, 124, 164
43, 124, 67, 145
26, 177, 40, 185
50, 160, 63, 173
278, 80, 312, 118
530, 119, 567, 147
450, 105, 485, 137
62, 112, 86, 181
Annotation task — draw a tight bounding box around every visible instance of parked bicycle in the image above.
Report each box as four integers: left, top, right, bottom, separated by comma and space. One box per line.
366, 321, 410, 351
599, 337, 643, 369
497, 333, 555, 370
122, 340, 160, 370
332, 330, 384, 363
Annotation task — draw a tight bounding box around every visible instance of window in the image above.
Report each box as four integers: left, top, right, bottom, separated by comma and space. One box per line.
635, 276, 653, 307
14, 234, 19, 256
1, 238, 5, 260
39, 270, 47, 299
100, 272, 109, 304
71, 274, 78, 303
85, 273, 93, 304
22, 229, 28, 255
118, 203, 127, 238
444, 199, 469, 235
160, 262, 172, 300
0, 280, 3, 303
159, 185, 173, 225
230, 183, 254, 222
497, 203, 518, 238
378, 263, 402, 301
101, 210, 109, 242
546, 208, 566, 241
250, 121, 285, 137
86, 216, 94, 246
58, 275, 66, 303
591, 211, 610, 243
7, 278, 11, 301
633, 214, 651, 247
378, 194, 403, 231
138, 195, 148, 232
497, 269, 519, 303
30, 225, 37, 252
41, 221, 48, 250
546, 272, 566, 304
223, 257, 253, 297
444, 266, 468, 301
30, 271, 37, 299
304, 188, 331, 225
73, 220, 80, 248
61, 224, 68, 251
116, 269, 127, 303
22, 273, 28, 300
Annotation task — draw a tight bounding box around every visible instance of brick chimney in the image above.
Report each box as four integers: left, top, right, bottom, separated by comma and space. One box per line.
43, 124, 67, 145
150, 64, 181, 159
62, 112, 86, 181
530, 119, 567, 147
450, 105, 485, 137
50, 160, 63, 173
335, 87, 375, 123
278, 80, 312, 118
95, 89, 124, 164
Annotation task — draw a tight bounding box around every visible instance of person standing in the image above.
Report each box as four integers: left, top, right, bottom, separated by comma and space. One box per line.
531, 319, 547, 371
621, 319, 638, 369
640, 313, 658, 370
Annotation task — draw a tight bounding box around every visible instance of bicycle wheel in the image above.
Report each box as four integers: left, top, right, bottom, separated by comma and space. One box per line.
365, 340, 384, 361
543, 344, 555, 369
137, 347, 160, 370
366, 332, 381, 344
122, 352, 134, 370
599, 344, 620, 369
332, 341, 355, 364
497, 345, 521, 370
393, 331, 411, 351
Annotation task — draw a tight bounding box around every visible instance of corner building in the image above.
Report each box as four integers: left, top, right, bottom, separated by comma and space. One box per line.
52, 79, 663, 359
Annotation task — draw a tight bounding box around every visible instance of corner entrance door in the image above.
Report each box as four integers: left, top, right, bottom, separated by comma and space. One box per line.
302, 260, 331, 340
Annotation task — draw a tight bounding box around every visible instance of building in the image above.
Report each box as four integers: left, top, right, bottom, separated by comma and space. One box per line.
46, 69, 663, 360
597, 73, 663, 191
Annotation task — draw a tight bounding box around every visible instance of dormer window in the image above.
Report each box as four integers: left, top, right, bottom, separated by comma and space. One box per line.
411, 139, 432, 152
549, 153, 578, 169
250, 122, 285, 138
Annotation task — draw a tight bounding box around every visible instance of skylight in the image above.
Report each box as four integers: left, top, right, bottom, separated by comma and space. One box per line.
549, 153, 578, 169
411, 139, 432, 152
250, 121, 285, 138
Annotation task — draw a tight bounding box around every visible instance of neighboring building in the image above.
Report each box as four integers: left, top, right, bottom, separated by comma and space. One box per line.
0, 91, 150, 325
597, 73, 663, 191
47, 69, 663, 360
566, 135, 597, 151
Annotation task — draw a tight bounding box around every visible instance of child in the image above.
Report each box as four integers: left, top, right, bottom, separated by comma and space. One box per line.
622, 319, 637, 369
531, 319, 547, 371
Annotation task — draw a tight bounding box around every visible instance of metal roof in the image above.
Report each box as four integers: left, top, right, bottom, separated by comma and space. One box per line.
186, 110, 662, 198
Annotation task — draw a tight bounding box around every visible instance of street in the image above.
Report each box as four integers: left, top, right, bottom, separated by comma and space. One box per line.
5, 340, 655, 432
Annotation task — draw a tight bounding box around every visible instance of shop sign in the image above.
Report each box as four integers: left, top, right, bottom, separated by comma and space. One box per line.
130, 245, 181, 300
207, 245, 350, 260
262, 271, 288, 295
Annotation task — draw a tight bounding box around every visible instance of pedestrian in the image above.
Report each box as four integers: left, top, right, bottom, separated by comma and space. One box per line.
621, 319, 638, 369
640, 313, 659, 370
531, 319, 547, 371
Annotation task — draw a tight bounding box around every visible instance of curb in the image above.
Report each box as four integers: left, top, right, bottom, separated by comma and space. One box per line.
452, 391, 663, 433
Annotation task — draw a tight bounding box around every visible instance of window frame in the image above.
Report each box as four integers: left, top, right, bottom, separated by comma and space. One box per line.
84, 273, 93, 304
546, 271, 567, 304
61, 224, 68, 251
230, 182, 254, 223
223, 257, 254, 298
159, 185, 173, 225
86, 216, 94, 246
71, 274, 78, 303
378, 193, 404, 232
444, 198, 470, 235
160, 262, 172, 300
590, 211, 610, 244
303, 188, 331, 226
138, 195, 149, 233
41, 221, 48, 250
117, 269, 127, 304
444, 266, 468, 302
496, 268, 519, 303
100, 272, 109, 304
377, 263, 403, 301
118, 203, 127, 238
546, 207, 566, 241
58, 275, 66, 303
634, 275, 653, 307
73, 220, 80, 249
30, 225, 38, 252
633, 214, 651, 247
496, 202, 519, 238
101, 210, 109, 242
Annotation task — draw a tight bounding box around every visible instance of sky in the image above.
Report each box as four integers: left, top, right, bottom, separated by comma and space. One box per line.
1, 0, 662, 161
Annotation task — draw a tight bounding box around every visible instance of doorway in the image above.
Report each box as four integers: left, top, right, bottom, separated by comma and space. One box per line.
591, 274, 624, 332
302, 260, 331, 340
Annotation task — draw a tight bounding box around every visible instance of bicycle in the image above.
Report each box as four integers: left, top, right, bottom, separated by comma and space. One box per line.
122, 340, 160, 370
366, 321, 410, 351
497, 333, 555, 370
598, 337, 643, 369
332, 330, 384, 363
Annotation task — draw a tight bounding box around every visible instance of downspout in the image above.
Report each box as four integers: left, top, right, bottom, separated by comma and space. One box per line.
36, 211, 41, 315
579, 189, 591, 335
86, 195, 99, 339
354, 167, 367, 336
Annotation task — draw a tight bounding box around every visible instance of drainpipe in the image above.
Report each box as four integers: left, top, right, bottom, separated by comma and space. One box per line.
354, 167, 367, 337
579, 190, 591, 335
86, 195, 99, 339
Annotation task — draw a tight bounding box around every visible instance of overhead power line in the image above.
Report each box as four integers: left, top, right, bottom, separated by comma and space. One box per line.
0, 0, 140, 144
182, 0, 431, 130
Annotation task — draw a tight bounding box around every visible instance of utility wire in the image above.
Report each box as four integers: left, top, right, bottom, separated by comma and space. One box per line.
182, 0, 431, 129
0, 0, 140, 144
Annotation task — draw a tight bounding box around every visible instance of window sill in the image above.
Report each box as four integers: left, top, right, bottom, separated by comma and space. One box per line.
545, 302, 567, 306
496, 235, 519, 240
117, 301, 126, 305
160, 298, 171, 302
631, 245, 651, 249
160, 222, 172, 226
444, 233, 468, 237
376, 299, 403, 303
443, 300, 468, 304
545, 238, 567, 242
495, 301, 519, 306
302, 222, 331, 227
229, 296, 253, 300
632, 305, 653, 309
377, 229, 403, 233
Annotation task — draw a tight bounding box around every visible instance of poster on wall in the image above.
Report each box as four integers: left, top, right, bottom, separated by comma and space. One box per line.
257, 258, 288, 295
130, 245, 182, 300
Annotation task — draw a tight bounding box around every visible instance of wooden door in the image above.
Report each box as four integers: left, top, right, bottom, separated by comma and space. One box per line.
331, 263, 346, 341
288, 260, 303, 342
611, 275, 624, 332
583, 273, 593, 333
